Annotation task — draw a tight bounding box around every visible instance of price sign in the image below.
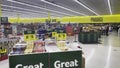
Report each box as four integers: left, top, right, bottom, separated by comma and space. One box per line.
57, 33, 67, 41
57, 33, 61, 41
62, 33, 67, 40
24, 30, 36, 41
0, 49, 7, 53
52, 32, 57, 38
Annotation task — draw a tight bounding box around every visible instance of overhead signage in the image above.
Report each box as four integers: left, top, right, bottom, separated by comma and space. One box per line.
46, 19, 57, 23
9, 50, 82, 68
24, 30, 35, 34
91, 17, 103, 22
1, 17, 8, 23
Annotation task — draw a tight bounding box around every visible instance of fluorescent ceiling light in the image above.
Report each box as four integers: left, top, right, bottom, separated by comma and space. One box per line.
41, 0, 86, 16
107, 0, 112, 15
2, 4, 64, 17
7, 0, 72, 16
2, 11, 47, 18
3, 9, 46, 16
74, 0, 99, 15
3, 9, 59, 18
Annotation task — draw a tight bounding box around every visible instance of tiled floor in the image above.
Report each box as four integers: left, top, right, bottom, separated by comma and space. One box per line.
0, 31, 120, 68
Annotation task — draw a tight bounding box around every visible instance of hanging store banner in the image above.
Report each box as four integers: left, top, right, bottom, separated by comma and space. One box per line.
91, 17, 103, 22
8, 15, 120, 23
9, 53, 49, 68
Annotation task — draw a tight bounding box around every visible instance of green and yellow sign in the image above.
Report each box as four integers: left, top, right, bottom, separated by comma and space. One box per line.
24, 30, 37, 41
9, 53, 49, 68
49, 50, 82, 68
9, 50, 82, 68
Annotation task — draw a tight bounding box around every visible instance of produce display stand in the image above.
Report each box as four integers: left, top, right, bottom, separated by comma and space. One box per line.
78, 31, 99, 43
9, 39, 85, 68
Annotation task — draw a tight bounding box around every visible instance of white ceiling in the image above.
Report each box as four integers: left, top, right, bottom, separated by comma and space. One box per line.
1, 0, 118, 18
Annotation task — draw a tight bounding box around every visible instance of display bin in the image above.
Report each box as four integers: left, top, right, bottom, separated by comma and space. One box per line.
78, 31, 99, 43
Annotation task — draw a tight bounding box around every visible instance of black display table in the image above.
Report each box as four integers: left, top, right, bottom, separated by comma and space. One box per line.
78, 31, 99, 43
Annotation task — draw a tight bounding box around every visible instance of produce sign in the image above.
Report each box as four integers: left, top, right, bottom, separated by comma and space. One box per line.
24, 30, 36, 41
50, 50, 82, 68
57, 33, 67, 41
9, 50, 82, 68
0, 49, 7, 53
9, 53, 49, 68
52, 32, 57, 38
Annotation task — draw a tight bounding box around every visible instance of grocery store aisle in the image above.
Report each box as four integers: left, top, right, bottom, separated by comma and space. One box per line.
0, 31, 120, 68
0, 59, 9, 68
101, 31, 120, 47
82, 45, 120, 68
80, 31, 120, 68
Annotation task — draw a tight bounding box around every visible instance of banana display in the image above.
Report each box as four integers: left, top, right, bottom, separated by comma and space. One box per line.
10, 40, 46, 55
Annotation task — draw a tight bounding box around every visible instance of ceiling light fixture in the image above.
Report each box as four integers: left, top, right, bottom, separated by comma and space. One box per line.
74, 0, 99, 15
3, 9, 61, 18
7, 0, 72, 16
107, 0, 112, 15
3, 8, 45, 16
41, 0, 86, 16
2, 4, 64, 17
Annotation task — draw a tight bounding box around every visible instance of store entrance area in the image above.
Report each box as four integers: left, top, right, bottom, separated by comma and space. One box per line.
0, 31, 120, 68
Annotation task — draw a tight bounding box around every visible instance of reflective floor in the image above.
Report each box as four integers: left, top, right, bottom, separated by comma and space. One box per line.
0, 31, 120, 68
